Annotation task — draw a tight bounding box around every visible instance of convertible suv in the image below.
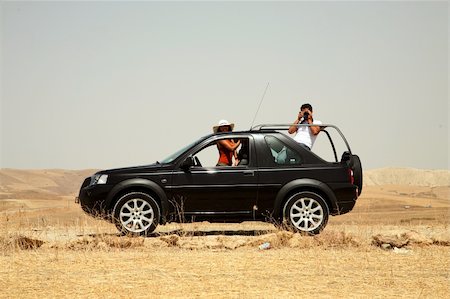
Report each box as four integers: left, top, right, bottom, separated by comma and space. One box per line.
77, 124, 362, 235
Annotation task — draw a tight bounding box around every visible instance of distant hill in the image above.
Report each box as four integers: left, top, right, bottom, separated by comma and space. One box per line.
0, 168, 449, 201
364, 168, 450, 187
0, 169, 97, 200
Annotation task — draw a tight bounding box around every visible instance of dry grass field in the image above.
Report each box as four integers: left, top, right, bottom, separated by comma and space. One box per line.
0, 168, 449, 298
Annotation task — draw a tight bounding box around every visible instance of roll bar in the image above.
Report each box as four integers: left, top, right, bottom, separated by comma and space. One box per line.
250, 123, 353, 155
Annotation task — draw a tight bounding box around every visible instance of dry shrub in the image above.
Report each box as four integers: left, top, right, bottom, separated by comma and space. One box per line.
159, 234, 180, 247
262, 231, 306, 248
312, 231, 361, 248
0, 235, 44, 251
15, 236, 44, 250
249, 230, 361, 249
286, 233, 316, 248
157, 232, 298, 250
158, 235, 237, 250
104, 235, 145, 248
215, 236, 248, 250
401, 231, 433, 246
67, 235, 144, 251
432, 238, 450, 246
372, 230, 450, 249
245, 231, 286, 248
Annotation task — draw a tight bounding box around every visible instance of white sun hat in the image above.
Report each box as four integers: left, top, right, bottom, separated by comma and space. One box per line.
213, 119, 235, 133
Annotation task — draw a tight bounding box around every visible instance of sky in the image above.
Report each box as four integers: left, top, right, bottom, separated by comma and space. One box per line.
1, 1, 448, 171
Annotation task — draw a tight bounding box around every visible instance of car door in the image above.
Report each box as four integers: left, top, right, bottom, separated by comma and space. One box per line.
255, 134, 310, 214
169, 136, 257, 218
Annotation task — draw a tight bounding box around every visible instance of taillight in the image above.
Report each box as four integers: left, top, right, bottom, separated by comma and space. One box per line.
348, 168, 354, 185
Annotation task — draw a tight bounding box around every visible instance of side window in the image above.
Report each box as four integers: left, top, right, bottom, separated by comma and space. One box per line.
193, 137, 250, 167
192, 143, 218, 167
311, 129, 349, 163
264, 136, 302, 165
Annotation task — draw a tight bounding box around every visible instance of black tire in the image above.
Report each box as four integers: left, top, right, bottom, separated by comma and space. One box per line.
283, 191, 329, 235
352, 155, 363, 196
112, 192, 160, 236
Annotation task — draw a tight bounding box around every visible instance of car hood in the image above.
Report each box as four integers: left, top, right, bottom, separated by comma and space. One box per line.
98, 163, 173, 175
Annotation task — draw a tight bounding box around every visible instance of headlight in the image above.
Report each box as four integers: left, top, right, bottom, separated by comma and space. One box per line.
90, 174, 108, 185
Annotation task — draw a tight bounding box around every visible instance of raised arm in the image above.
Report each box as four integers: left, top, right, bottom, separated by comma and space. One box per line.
310, 124, 321, 135
217, 139, 241, 151
288, 111, 303, 134
305, 110, 321, 135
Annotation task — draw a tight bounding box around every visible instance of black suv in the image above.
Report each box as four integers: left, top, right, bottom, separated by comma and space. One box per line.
77, 124, 362, 235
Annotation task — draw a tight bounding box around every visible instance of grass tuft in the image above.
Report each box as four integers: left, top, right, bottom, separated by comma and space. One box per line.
0, 234, 45, 251
66, 234, 144, 251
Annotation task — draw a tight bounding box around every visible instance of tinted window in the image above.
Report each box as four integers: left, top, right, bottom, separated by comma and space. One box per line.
264, 136, 302, 165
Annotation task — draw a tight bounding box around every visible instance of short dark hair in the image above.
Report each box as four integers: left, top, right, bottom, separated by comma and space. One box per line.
301, 103, 313, 112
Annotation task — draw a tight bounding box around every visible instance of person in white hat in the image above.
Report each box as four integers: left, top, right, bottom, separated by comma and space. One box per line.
213, 119, 235, 133
213, 120, 241, 166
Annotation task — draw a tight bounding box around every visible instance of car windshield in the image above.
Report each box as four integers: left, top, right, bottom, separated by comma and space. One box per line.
159, 135, 210, 164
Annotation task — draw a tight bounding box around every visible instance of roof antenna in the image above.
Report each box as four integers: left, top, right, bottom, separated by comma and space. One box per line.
250, 82, 270, 130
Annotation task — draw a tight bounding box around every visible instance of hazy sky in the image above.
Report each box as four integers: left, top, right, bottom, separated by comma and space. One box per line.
1, 1, 448, 170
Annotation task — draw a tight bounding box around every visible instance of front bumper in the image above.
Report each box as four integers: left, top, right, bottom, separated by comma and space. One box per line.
77, 177, 111, 217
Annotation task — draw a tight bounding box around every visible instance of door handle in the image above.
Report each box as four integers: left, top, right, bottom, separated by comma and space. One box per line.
243, 170, 254, 177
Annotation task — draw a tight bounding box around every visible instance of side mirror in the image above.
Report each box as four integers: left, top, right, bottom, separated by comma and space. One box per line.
180, 156, 194, 171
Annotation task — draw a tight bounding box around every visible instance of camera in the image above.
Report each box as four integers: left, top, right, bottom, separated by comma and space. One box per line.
303, 112, 309, 119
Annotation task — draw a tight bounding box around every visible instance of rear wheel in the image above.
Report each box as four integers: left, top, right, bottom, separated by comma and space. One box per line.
112, 192, 160, 236
283, 191, 329, 235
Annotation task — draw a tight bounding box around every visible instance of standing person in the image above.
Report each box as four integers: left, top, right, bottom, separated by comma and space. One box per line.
288, 103, 322, 150
213, 120, 241, 166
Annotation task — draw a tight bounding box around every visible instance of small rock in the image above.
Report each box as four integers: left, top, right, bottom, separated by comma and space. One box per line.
372, 234, 409, 248
381, 243, 392, 250
258, 242, 271, 250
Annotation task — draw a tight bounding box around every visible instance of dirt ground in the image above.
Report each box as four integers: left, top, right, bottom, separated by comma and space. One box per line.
0, 184, 449, 298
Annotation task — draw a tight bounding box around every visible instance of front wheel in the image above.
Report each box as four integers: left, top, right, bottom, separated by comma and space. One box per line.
283, 191, 329, 235
112, 192, 160, 236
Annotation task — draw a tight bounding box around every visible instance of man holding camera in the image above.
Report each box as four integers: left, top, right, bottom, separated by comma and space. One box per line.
288, 103, 322, 150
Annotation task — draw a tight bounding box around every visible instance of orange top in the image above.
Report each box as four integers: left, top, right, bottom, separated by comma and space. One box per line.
217, 144, 233, 166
